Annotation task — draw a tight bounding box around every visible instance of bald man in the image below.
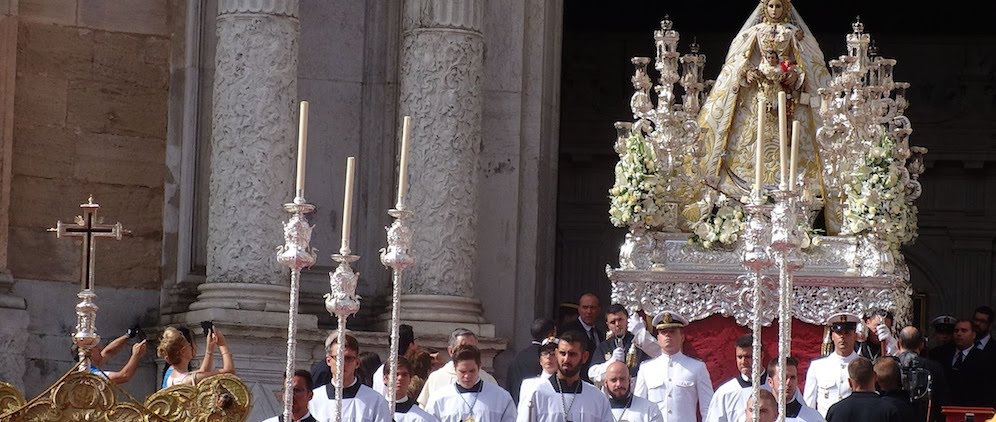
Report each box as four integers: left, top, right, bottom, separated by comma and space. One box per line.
604, 361, 663, 422
559, 292, 604, 382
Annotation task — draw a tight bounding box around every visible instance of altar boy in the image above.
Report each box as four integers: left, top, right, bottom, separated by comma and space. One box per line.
426, 345, 516, 422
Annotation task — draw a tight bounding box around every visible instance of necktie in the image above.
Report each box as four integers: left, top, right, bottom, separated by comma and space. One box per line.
588, 328, 596, 345
954, 350, 964, 369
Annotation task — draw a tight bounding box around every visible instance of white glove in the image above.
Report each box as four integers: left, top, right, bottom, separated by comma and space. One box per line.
611, 347, 626, 363
876, 323, 892, 341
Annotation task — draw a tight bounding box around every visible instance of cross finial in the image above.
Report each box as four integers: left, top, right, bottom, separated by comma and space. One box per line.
48, 197, 130, 292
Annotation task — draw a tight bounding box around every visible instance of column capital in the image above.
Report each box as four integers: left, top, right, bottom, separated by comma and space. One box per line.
218, 0, 298, 18
405, 0, 483, 33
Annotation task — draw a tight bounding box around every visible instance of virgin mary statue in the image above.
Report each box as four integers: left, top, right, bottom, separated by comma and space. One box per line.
696, 0, 840, 232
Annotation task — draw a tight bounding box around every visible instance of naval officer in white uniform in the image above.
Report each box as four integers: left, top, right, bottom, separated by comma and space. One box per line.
634, 311, 714, 421
802, 313, 860, 417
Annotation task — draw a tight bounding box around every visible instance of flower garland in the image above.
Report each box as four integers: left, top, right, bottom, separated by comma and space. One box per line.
608, 131, 672, 229
688, 193, 745, 249
842, 134, 918, 252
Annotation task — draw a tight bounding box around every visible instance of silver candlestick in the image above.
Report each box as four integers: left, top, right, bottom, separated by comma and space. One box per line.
380, 204, 415, 414
740, 202, 772, 422
768, 189, 805, 422
326, 246, 360, 422
276, 194, 318, 422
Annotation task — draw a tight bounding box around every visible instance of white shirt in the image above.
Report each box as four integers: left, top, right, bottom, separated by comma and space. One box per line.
373, 363, 386, 395
416, 361, 499, 407
733, 398, 825, 422
976, 334, 990, 351
309, 380, 391, 422
393, 397, 439, 422
261, 412, 315, 422
516, 377, 613, 422
517, 372, 554, 405
802, 351, 857, 417
609, 394, 665, 422
634, 351, 714, 422
427, 381, 515, 422
706, 374, 760, 422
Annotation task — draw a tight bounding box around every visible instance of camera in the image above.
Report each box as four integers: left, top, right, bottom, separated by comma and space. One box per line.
200, 320, 214, 337
127, 324, 146, 341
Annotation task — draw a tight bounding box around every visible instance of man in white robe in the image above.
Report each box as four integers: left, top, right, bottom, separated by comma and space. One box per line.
309, 333, 391, 422
517, 330, 613, 421
427, 344, 515, 422
517, 337, 559, 405
374, 324, 417, 396
417, 328, 498, 407
634, 311, 714, 421
758, 357, 825, 422
707, 334, 765, 422
605, 360, 663, 422
803, 313, 860, 417
262, 369, 317, 422
383, 356, 437, 422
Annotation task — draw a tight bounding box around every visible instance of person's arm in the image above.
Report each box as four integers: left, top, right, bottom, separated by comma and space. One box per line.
99, 334, 131, 363
193, 329, 236, 383
697, 364, 714, 421
197, 330, 217, 374
802, 365, 817, 409
106, 340, 147, 384
628, 314, 661, 358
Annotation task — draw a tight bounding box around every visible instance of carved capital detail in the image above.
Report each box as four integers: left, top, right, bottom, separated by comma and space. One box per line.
207, 13, 298, 286
399, 29, 484, 297
405, 0, 483, 32
217, 0, 299, 18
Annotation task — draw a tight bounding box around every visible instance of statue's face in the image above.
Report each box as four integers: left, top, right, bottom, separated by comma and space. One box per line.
766, 0, 785, 21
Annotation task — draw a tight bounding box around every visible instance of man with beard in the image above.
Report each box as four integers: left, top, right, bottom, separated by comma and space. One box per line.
707, 334, 764, 422
517, 330, 612, 421
760, 357, 823, 422
587, 304, 659, 385
972, 305, 995, 357
803, 313, 860, 417
634, 311, 714, 421
604, 360, 663, 422
558, 293, 604, 382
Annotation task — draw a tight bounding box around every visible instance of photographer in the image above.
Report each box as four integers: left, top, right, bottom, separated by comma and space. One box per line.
71, 328, 148, 384
157, 322, 235, 388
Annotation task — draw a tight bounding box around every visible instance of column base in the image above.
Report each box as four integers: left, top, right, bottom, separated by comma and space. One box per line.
188, 282, 291, 312
374, 294, 495, 337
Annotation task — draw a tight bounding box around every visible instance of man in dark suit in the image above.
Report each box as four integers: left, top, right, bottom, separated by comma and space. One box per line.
873, 358, 916, 421
505, 318, 556, 404
558, 292, 603, 382
825, 357, 901, 422
896, 326, 948, 422
936, 318, 990, 406
972, 305, 995, 356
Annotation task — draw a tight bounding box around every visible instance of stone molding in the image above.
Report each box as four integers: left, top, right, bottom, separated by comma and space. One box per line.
217, 0, 299, 18
405, 0, 483, 32
399, 29, 483, 297
206, 12, 298, 287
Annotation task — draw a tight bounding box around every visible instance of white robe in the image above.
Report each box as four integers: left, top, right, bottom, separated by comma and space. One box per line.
516, 372, 553, 406
260, 412, 316, 422
634, 351, 714, 422
610, 394, 664, 422
417, 361, 499, 407
393, 397, 439, 422
308, 381, 391, 422
516, 377, 613, 422
706, 375, 764, 422
802, 352, 857, 417
427, 381, 516, 422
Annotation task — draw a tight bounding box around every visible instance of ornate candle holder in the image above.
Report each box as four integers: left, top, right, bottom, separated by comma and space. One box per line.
768, 190, 806, 420
325, 248, 360, 422
379, 205, 415, 414
275, 196, 318, 422
739, 202, 772, 422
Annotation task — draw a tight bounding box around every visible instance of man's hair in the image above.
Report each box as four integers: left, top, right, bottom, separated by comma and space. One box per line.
558, 330, 587, 349
294, 369, 314, 391
451, 344, 482, 366
898, 326, 923, 351
606, 303, 628, 317
955, 318, 974, 328
399, 324, 416, 355
530, 318, 557, 341
975, 305, 995, 322
748, 389, 778, 412
327, 333, 360, 355
766, 356, 799, 376
384, 356, 413, 378
448, 328, 477, 348
847, 357, 875, 386
873, 358, 902, 391
736, 334, 756, 349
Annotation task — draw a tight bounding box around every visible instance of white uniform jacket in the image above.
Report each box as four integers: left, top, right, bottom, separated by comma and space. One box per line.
802, 352, 857, 417
634, 351, 714, 422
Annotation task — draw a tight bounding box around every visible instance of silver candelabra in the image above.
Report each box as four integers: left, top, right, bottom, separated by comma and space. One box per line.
740, 202, 772, 422
769, 190, 805, 422
380, 203, 415, 414
276, 194, 318, 422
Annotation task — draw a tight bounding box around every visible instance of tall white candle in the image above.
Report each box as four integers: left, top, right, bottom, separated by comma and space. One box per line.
296, 101, 309, 196
397, 116, 412, 207
341, 157, 356, 253
755, 101, 765, 196
789, 120, 800, 190
778, 91, 788, 189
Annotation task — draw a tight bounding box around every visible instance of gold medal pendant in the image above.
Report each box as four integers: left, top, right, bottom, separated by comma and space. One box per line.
464, 415, 476, 422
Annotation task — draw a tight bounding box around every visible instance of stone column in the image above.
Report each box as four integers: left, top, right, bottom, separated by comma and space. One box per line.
165, 2, 320, 419
382, 0, 493, 336
0, 4, 29, 392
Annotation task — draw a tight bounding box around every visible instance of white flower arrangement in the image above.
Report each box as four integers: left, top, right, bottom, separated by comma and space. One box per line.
688, 193, 745, 249
842, 134, 918, 252
608, 131, 673, 229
